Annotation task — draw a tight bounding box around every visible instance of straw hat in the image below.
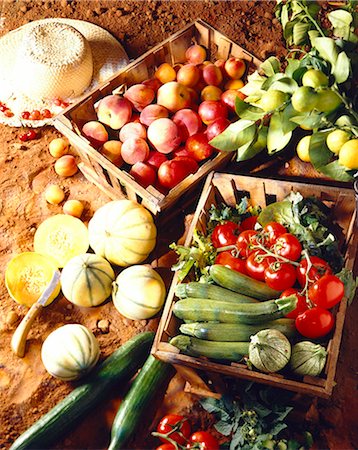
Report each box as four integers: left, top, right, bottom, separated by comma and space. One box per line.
0, 18, 129, 127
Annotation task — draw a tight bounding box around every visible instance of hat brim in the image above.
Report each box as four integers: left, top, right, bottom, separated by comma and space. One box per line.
0, 18, 129, 127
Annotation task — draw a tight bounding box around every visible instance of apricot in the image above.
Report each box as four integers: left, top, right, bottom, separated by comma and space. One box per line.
201, 85, 223, 101
154, 62, 177, 84
54, 155, 78, 177
44, 184, 65, 205
185, 44, 207, 65
176, 64, 201, 88
99, 140, 123, 166
224, 79, 244, 90
224, 57, 246, 79
63, 199, 84, 218
119, 122, 147, 142
121, 137, 149, 165
49, 137, 69, 158
123, 84, 155, 112
82, 121, 108, 148
157, 82, 191, 112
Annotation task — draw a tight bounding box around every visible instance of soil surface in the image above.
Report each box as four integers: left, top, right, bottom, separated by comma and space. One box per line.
0, 1, 357, 450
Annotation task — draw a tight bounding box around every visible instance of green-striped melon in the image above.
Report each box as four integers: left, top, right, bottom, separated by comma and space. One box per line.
112, 265, 166, 320
88, 200, 157, 267
60, 253, 115, 307
41, 324, 100, 381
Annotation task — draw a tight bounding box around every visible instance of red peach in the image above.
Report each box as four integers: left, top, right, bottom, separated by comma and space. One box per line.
185, 132, 214, 161
157, 82, 191, 112
120, 137, 149, 165
82, 121, 108, 148
176, 64, 201, 88
147, 118, 181, 154
129, 162, 157, 188
224, 57, 246, 79
185, 44, 207, 65
198, 100, 228, 125
206, 117, 231, 142
172, 147, 191, 158
172, 109, 203, 141
119, 122, 147, 142
142, 77, 162, 92
221, 89, 244, 113
97, 95, 132, 130
173, 155, 199, 173
146, 151, 168, 170
202, 64, 223, 87
123, 84, 155, 112
139, 104, 169, 126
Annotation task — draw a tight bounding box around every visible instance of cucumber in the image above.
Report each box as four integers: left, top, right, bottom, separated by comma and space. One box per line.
10, 332, 154, 450
170, 335, 250, 361
210, 264, 281, 300
173, 295, 297, 324
108, 355, 174, 450
175, 282, 258, 303
180, 318, 296, 341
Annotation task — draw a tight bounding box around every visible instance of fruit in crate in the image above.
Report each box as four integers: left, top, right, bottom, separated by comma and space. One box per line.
185, 44, 207, 65
158, 157, 198, 189
224, 56, 246, 79
156, 81, 192, 112
121, 137, 150, 164
119, 122, 147, 142
97, 95, 132, 130
172, 108, 203, 140
147, 118, 181, 154
99, 140, 123, 166
82, 121, 109, 148
139, 104, 169, 126
198, 100, 228, 125
123, 84, 155, 112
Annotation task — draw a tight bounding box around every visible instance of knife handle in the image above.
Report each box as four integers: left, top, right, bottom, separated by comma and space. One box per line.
11, 302, 44, 358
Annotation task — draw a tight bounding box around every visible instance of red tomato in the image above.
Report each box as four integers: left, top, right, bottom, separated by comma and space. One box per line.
245, 253, 274, 281
156, 445, 176, 450
263, 221, 287, 245
157, 414, 191, 445
264, 262, 297, 291
274, 233, 302, 261
296, 256, 332, 287
240, 215, 258, 231
308, 274, 345, 309
280, 288, 308, 319
187, 431, 219, 450
211, 221, 241, 248
236, 230, 258, 258
215, 251, 247, 274
295, 307, 335, 339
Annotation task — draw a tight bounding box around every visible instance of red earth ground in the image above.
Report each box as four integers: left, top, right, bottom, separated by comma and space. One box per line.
0, 1, 357, 449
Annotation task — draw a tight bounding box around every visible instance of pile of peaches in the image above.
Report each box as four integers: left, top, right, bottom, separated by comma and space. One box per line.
81, 44, 246, 190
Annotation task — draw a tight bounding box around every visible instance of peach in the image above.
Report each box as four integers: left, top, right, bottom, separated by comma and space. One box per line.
185, 132, 214, 161
157, 81, 191, 113
198, 100, 228, 125
45, 184, 65, 205
147, 118, 181, 154
139, 104, 169, 126
142, 77, 162, 92
97, 95, 132, 130
119, 122, 147, 142
172, 146, 191, 158
99, 140, 123, 166
120, 137, 149, 165
48, 137, 69, 158
82, 121, 108, 148
202, 64, 223, 87
187, 88, 200, 108
221, 89, 244, 113
201, 85, 223, 101
54, 155, 78, 177
224, 57, 246, 79
129, 162, 157, 188
176, 64, 201, 88
185, 44, 207, 65
206, 117, 231, 141
154, 62, 177, 84
63, 199, 84, 218
123, 84, 155, 112
214, 58, 226, 73
224, 79, 244, 90
146, 150, 168, 170
172, 109, 203, 141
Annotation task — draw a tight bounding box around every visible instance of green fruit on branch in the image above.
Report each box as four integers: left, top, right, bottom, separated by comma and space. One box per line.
326, 129, 351, 155
302, 69, 329, 89
291, 86, 318, 113
296, 135, 311, 162
249, 329, 291, 373
259, 90, 289, 112
290, 341, 327, 376
315, 89, 342, 113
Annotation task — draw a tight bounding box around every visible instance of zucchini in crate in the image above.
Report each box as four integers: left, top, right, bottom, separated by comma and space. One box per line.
175, 281, 258, 303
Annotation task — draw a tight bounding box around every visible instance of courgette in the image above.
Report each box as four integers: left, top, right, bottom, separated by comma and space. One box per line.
173, 295, 297, 324
175, 282, 257, 303
210, 264, 281, 300
170, 335, 250, 361
108, 355, 174, 450
180, 318, 296, 341
10, 332, 154, 450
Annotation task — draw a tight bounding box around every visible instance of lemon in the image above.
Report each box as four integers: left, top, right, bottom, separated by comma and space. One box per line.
296, 135, 311, 162
259, 90, 288, 112
291, 86, 317, 113
338, 139, 358, 169
326, 130, 351, 155
302, 69, 329, 89
315, 89, 342, 113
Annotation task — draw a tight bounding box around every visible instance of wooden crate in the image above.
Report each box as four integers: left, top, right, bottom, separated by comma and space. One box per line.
54, 20, 261, 215
152, 172, 357, 398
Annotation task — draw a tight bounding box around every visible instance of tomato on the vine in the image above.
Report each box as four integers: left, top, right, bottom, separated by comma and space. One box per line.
295, 307, 335, 339
215, 251, 247, 274
273, 233, 302, 261
187, 431, 219, 450
263, 221, 287, 245
211, 221, 241, 248
157, 414, 191, 445
245, 252, 274, 281
240, 215, 258, 231
296, 256, 332, 287
280, 288, 308, 319
236, 230, 258, 258
156, 444, 176, 450
264, 261, 297, 291
308, 274, 344, 309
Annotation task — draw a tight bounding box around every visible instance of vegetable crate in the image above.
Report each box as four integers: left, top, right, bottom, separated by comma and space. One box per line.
54, 20, 261, 215
152, 172, 357, 398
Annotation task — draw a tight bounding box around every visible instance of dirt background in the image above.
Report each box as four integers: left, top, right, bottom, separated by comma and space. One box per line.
0, 1, 357, 449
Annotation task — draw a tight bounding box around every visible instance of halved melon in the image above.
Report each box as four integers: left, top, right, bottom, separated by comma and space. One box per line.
34, 214, 89, 268
5, 252, 61, 307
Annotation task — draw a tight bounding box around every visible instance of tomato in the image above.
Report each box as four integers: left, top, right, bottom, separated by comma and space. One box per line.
245, 252, 274, 281
240, 215, 258, 231
264, 261, 297, 291
211, 221, 241, 248
157, 414, 191, 445
215, 251, 247, 274
187, 431, 219, 450
263, 221, 287, 245
295, 307, 335, 339
296, 256, 333, 287
236, 230, 258, 258
273, 233, 302, 261
158, 158, 198, 189
308, 274, 345, 309
156, 445, 176, 450
280, 288, 308, 319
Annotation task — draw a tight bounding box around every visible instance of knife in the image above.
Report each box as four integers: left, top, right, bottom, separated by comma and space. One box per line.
11, 269, 61, 358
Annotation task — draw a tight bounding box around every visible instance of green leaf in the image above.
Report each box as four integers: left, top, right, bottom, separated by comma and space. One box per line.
307, 1, 321, 17
281, 3, 289, 30
260, 56, 281, 77
262, 73, 286, 90
267, 112, 292, 154
285, 59, 301, 77
235, 97, 265, 121
214, 420, 234, 436
240, 71, 267, 98
283, 20, 296, 46
308, 130, 332, 169
293, 21, 310, 46
209, 119, 255, 151
318, 160, 355, 182
269, 77, 298, 94
328, 9, 354, 40
290, 112, 325, 130
237, 126, 268, 162
332, 51, 351, 84
313, 37, 339, 67
281, 103, 299, 134
336, 268, 357, 305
